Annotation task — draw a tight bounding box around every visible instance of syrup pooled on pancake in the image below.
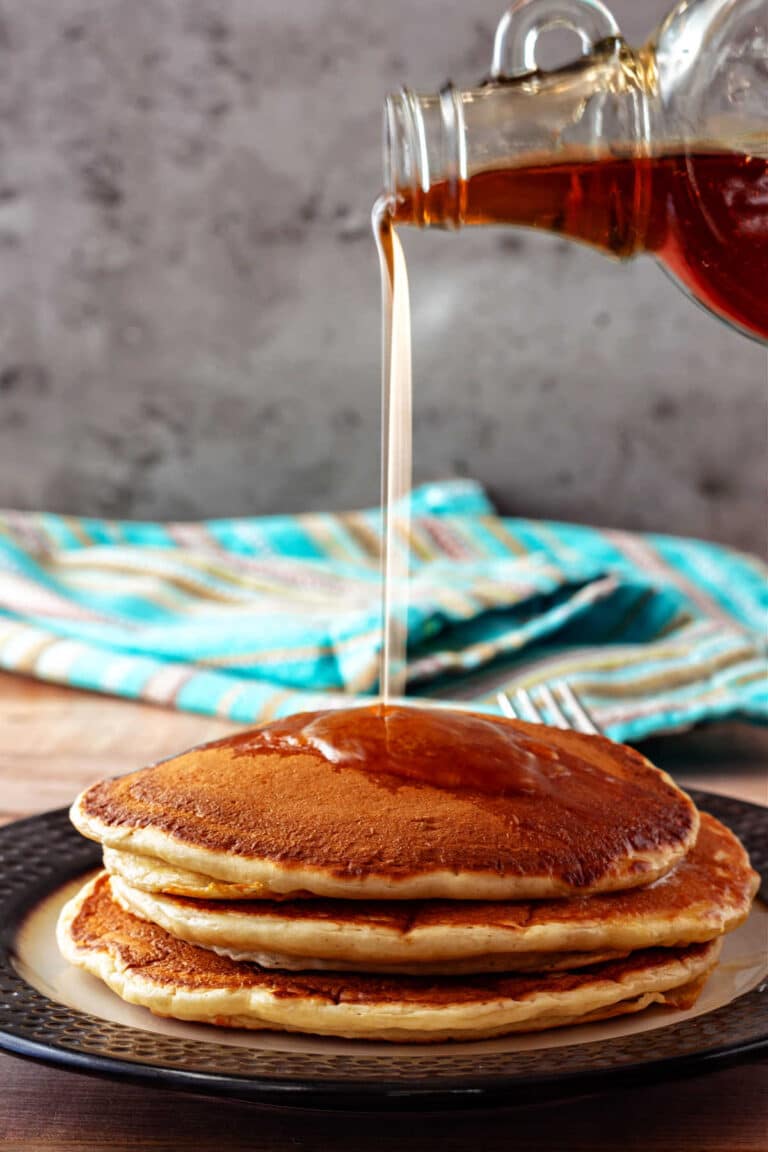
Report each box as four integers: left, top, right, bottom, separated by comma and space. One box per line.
71, 705, 699, 900
248, 704, 567, 795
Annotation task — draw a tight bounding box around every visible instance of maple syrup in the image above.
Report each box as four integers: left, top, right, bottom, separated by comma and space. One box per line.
219, 703, 697, 880
392, 151, 768, 341
245, 704, 587, 796
373, 198, 412, 702
369, 151, 766, 703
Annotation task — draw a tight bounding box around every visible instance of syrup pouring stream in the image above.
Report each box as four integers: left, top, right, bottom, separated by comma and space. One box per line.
373, 194, 413, 703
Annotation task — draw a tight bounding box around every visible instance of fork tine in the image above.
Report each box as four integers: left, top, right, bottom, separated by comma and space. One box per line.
537, 683, 570, 729
554, 680, 601, 735
511, 688, 543, 725
500, 689, 559, 726
497, 691, 517, 719
498, 684, 603, 735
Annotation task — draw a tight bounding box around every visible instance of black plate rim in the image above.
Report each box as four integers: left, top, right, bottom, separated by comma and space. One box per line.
0, 791, 766, 1111
2, 1025, 767, 1112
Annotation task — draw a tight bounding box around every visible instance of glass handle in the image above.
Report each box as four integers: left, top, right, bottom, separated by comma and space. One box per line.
490, 0, 621, 79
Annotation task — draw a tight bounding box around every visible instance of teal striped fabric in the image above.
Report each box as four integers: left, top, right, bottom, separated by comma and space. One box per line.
0, 479, 765, 742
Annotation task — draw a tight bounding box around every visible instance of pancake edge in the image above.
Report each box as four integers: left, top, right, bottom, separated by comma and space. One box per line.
110, 875, 633, 973
71, 788, 699, 901
57, 875, 722, 1043
109, 840, 757, 968
102, 847, 277, 900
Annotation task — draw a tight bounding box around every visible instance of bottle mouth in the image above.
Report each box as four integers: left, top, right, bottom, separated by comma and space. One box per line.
383, 86, 468, 227
383, 90, 426, 208
382, 94, 398, 202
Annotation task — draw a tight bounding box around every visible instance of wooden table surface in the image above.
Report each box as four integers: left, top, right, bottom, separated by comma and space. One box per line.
1, 670, 766, 1151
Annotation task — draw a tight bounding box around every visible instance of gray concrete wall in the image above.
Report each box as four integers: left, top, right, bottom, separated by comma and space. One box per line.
0, 0, 765, 551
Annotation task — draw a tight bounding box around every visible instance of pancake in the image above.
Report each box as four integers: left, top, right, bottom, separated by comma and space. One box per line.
71, 705, 698, 901
57, 874, 720, 1042
109, 814, 757, 973
198, 946, 628, 974
109, 875, 630, 967
102, 848, 281, 900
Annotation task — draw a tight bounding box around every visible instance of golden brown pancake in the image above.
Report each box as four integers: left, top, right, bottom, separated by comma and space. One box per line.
57, 874, 720, 1042
71, 705, 698, 900
108, 813, 758, 972
101, 848, 281, 900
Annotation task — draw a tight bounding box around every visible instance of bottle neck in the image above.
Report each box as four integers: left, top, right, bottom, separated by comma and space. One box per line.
384, 86, 468, 229
384, 40, 652, 237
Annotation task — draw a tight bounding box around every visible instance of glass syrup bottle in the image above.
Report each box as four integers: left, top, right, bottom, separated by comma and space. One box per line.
383, 0, 768, 342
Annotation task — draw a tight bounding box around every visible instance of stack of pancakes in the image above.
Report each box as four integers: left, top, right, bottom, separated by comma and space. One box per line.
59, 705, 758, 1042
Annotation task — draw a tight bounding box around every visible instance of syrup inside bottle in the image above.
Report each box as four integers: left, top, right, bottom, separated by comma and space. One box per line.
392, 150, 768, 341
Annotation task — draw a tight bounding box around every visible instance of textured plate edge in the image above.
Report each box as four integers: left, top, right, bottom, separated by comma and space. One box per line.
2, 1029, 767, 1113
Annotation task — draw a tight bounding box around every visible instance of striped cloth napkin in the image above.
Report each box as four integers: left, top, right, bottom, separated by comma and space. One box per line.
0, 479, 765, 743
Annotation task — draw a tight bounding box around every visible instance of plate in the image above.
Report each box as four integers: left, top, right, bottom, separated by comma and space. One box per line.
0, 791, 766, 1111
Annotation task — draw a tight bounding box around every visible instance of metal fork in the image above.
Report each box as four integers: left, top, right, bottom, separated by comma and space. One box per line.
497, 682, 601, 735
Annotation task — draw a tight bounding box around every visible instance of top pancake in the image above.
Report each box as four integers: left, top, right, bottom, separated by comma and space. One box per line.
71, 704, 699, 901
